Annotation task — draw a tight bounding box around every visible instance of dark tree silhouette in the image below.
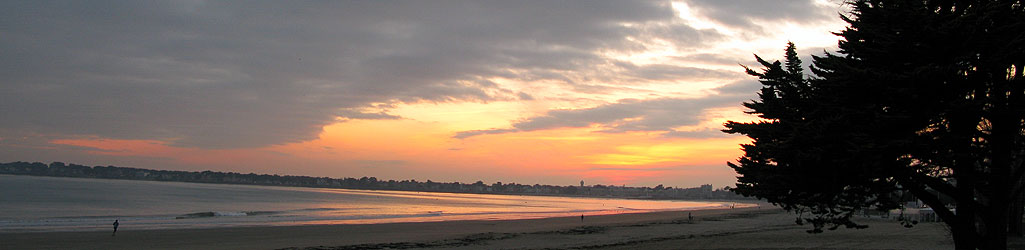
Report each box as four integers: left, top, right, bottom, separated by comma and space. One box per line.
726, 42, 898, 233
724, 1, 1025, 249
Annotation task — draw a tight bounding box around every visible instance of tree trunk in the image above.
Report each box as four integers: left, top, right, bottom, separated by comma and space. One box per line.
949, 175, 981, 250
950, 218, 980, 250
984, 97, 1018, 249
907, 184, 970, 248
1012, 62, 1025, 236
982, 202, 1009, 250
1010, 193, 1024, 236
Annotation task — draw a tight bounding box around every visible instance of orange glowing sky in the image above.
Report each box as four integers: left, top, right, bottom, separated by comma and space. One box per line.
0, 1, 848, 188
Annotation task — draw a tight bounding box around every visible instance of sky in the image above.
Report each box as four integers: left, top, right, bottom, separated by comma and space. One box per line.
0, 0, 849, 188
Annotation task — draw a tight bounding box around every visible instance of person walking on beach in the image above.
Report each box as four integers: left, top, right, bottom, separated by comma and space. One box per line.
580, 214, 584, 222
112, 219, 119, 236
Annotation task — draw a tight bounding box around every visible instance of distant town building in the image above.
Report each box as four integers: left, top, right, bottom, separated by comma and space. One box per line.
0, 161, 753, 201
700, 184, 713, 192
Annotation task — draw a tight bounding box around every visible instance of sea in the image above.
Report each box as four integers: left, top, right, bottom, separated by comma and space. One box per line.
0, 174, 734, 232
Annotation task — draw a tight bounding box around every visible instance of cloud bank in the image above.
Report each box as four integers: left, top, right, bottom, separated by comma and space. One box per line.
454, 80, 758, 139
0, 0, 839, 149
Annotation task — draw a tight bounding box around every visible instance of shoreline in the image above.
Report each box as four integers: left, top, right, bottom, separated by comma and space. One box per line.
0, 204, 963, 250
0, 171, 750, 202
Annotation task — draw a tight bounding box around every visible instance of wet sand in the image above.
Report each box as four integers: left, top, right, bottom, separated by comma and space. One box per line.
1, 204, 964, 250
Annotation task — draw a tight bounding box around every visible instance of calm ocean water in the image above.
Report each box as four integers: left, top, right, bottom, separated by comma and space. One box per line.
0, 175, 733, 232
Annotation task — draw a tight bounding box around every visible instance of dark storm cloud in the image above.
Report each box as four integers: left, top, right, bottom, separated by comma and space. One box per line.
615, 62, 736, 81
1, 0, 734, 148
453, 77, 764, 139
684, 0, 838, 29
662, 128, 733, 138
676, 53, 749, 66
715, 79, 762, 95
454, 94, 741, 139
336, 109, 402, 120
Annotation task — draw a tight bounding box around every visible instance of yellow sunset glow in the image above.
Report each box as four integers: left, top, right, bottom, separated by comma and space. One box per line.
18, 1, 848, 188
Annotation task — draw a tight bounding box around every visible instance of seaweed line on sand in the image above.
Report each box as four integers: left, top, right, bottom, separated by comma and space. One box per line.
281, 209, 784, 250
548, 224, 799, 250
279, 232, 519, 250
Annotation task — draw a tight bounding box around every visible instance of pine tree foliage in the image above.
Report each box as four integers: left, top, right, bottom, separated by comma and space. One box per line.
726, 43, 898, 233
724, 1, 1025, 249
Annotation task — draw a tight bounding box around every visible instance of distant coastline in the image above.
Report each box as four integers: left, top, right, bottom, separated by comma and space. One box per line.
0, 161, 750, 200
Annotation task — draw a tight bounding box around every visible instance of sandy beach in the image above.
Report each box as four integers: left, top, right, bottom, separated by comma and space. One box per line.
2, 203, 991, 250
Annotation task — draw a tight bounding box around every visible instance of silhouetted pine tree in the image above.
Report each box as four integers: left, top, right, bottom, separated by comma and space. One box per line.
725, 1, 1025, 249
